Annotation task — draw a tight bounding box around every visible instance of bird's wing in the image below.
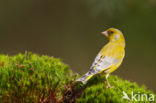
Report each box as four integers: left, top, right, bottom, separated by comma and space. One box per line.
89, 53, 103, 71
89, 53, 120, 75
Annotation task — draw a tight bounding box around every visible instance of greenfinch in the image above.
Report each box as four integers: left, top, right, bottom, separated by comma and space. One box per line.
76, 28, 125, 88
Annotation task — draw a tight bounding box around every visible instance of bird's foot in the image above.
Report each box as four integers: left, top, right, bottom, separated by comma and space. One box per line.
106, 78, 114, 88
107, 85, 114, 88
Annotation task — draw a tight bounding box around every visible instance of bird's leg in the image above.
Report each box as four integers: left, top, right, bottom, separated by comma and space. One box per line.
105, 74, 114, 88
106, 78, 111, 88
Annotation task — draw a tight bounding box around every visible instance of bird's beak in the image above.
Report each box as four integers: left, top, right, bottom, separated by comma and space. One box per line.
101, 31, 108, 37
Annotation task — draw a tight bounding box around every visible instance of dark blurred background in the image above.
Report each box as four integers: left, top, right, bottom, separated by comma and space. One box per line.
0, 0, 156, 92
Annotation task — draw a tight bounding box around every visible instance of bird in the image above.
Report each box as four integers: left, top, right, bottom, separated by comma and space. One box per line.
76, 28, 125, 88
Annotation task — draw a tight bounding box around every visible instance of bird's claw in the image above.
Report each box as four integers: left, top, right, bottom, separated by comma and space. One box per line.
107, 85, 114, 88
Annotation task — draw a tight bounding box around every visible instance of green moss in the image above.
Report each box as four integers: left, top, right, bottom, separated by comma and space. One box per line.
0, 52, 73, 103
0, 52, 155, 103
78, 74, 156, 103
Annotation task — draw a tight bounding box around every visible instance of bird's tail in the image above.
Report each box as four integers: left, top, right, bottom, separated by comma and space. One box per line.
76, 71, 93, 84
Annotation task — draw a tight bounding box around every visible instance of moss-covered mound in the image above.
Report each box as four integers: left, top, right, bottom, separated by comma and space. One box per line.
78, 75, 156, 103
0, 53, 155, 103
0, 52, 73, 103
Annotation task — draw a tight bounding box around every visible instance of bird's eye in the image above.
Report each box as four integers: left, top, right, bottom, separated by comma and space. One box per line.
108, 31, 114, 35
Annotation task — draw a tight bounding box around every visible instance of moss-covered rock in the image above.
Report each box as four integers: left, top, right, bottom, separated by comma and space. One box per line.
0, 52, 73, 103
0, 53, 155, 103
78, 74, 156, 103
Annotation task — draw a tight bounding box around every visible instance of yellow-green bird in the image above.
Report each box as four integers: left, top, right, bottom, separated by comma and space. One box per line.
76, 28, 125, 88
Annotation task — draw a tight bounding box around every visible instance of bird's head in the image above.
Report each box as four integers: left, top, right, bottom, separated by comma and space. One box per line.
101, 28, 125, 45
